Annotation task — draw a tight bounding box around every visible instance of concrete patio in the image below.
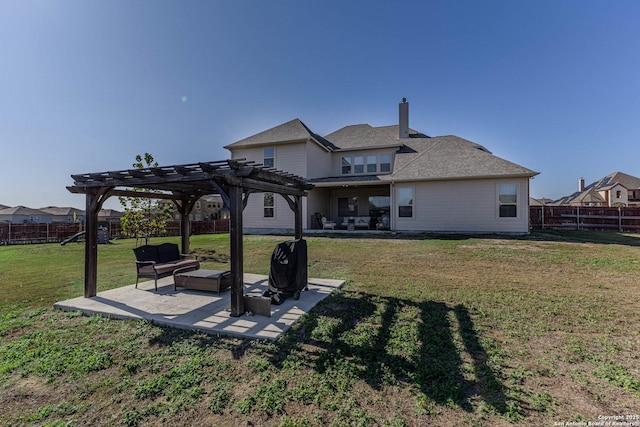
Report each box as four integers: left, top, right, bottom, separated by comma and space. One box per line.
54, 273, 345, 340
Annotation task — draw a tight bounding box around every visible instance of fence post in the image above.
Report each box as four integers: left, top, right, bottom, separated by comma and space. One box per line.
619, 207, 622, 232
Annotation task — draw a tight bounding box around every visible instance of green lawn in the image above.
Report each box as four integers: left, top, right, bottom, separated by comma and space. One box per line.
0, 231, 639, 426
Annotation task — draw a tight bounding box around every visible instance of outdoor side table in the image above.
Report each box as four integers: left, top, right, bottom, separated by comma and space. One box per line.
173, 269, 231, 293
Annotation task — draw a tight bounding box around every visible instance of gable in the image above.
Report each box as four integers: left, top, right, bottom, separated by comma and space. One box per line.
225, 118, 336, 151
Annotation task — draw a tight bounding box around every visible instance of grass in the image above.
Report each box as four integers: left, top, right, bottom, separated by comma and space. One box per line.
0, 230, 639, 426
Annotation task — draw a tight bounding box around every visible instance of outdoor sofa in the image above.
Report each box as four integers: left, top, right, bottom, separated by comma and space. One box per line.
133, 243, 200, 291
341, 216, 371, 229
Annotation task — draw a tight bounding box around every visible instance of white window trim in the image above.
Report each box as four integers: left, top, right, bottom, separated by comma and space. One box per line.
263, 192, 275, 219
264, 147, 275, 169
397, 186, 415, 219
497, 182, 519, 219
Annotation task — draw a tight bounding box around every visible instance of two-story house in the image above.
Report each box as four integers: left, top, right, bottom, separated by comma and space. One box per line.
555, 172, 640, 207
225, 99, 538, 234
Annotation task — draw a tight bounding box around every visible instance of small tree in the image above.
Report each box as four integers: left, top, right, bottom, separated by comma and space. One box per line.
119, 153, 172, 246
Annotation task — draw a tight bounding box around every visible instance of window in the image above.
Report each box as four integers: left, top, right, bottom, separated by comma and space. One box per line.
263, 147, 275, 168
354, 156, 364, 174
397, 187, 413, 218
367, 155, 377, 173
380, 154, 391, 172
369, 196, 390, 217
498, 183, 517, 217
341, 157, 352, 174
616, 190, 622, 198
338, 197, 358, 216
263, 192, 274, 218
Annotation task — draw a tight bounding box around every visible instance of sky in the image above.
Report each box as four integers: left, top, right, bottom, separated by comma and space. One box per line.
2, 1, 640, 211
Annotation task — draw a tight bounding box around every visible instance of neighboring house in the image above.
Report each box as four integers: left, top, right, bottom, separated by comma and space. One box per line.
224, 99, 538, 234
187, 194, 226, 221
0, 206, 53, 224
555, 172, 640, 207
98, 209, 124, 223
529, 197, 553, 206
160, 195, 227, 221
40, 206, 85, 223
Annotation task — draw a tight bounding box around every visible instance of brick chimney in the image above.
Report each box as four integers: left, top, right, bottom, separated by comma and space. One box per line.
399, 98, 409, 138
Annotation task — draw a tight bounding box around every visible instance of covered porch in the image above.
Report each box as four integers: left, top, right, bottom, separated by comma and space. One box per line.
307, 180, 392, 231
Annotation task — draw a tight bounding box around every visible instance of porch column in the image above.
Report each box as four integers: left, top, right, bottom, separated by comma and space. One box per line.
294, 194, 303, 240
84, 192, 99, 298
229, 184, 244, 317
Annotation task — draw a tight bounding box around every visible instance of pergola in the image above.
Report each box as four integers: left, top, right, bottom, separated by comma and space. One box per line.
67, 159, 314, 317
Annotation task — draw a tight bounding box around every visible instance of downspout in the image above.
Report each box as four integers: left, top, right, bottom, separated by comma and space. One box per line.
390, 182, 396, 232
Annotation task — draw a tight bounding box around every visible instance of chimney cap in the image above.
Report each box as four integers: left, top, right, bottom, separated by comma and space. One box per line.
401, 97, 407, 103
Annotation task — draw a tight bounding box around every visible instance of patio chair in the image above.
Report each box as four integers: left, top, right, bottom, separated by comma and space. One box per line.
321, 217, 336, 230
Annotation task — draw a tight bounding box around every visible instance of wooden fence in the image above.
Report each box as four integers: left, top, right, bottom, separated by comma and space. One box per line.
0, 220, 230, 245
530, 206, 640, 232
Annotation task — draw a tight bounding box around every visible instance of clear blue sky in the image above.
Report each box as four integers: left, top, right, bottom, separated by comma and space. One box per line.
2, 1, 639, 211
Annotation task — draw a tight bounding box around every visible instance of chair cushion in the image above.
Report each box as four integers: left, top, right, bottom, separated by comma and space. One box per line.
133, 245, 160, 262
138, 259, 200, 276
157, 243, 181, 263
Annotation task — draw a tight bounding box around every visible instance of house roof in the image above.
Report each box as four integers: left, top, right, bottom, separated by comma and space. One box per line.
573, 188, 606, 204
586, 171, 640, 191
388, 135, 537, 181
98, 209, 123, 218
0, 206, 49, 216
40, 206, 84, 216
224, 119, 338, 151
227, 119, 537, 182
324, 124, 403, 150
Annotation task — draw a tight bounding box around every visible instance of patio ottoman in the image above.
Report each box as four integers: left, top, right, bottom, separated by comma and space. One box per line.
174, 269, 231, 293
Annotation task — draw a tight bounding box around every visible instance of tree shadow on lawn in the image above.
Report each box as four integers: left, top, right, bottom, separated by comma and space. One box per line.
268, 290, 510, 415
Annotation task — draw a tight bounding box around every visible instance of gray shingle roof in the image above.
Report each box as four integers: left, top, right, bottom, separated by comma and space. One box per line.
586, 171, 640, 191
0, 206, 49, 215
324, 124, 403, 149
388, 135, 537, 181
227, 119, 537, 181
39, 206, 83, 216
224, 118, 337, 150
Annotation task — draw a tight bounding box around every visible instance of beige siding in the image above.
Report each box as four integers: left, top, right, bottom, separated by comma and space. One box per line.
243, 192, 295, 230
394, 178, 530, 233
307, 143, 332, 179
229, 143, 310, 230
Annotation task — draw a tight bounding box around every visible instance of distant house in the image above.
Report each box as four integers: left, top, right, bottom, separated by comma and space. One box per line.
98, 209, 124, 224
160, 194, 227, 221
224, 99, 538, 234
40, 206, 85, 223
555, 172, 640, 207
0, 206, 53, 224
529, 197, 553, 206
